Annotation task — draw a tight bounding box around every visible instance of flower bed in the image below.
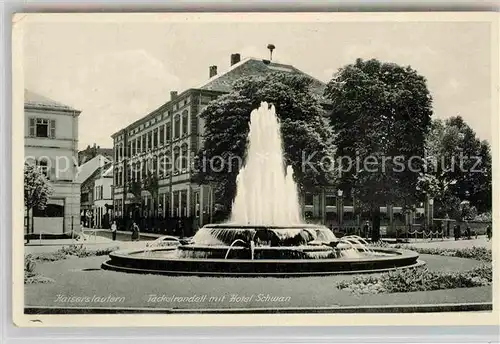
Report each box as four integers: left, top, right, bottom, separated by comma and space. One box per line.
29, 244, 119, 263
337, 264, 492, 295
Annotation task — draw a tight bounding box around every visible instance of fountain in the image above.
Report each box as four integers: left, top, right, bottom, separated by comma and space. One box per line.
103, 102, 421, 276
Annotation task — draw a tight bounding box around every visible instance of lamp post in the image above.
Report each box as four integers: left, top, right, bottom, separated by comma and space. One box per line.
337, 189, 344, 232
428, 198, 434, 229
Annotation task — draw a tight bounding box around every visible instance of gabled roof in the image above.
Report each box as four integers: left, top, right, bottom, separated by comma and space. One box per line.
197, 57, 327, 97
81, 162, 113, 189
76, 155, 112, 184
24, 89, 81, 113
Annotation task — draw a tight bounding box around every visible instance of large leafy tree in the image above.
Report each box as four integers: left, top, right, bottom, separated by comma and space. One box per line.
143, 170, 159, 218
24, 163, 53, 241
196, 72, 337, 218
422, 117, 492, 217
324, 58, 433, 240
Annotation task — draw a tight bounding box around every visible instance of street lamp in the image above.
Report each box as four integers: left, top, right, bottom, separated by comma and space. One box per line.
337, 189, 344, 232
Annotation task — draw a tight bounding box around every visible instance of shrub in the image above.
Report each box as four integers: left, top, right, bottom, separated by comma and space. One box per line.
337, 264, 492, 294
394, 245, 491, 262
24, 254, 54, 284
29, 245, 119, 263
24, 254, 37, 278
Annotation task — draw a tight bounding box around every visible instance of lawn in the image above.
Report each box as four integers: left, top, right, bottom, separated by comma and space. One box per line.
24, 253, 491, 311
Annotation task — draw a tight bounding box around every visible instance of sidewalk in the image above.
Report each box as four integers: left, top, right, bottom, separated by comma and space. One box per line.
24, 228, 164, 254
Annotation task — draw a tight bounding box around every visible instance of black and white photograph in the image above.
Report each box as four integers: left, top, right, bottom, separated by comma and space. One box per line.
12, 13, 498, 326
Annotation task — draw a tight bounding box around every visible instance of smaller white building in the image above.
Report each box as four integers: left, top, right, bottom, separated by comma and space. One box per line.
24, 89, 81, 234
93, 164, 114, 228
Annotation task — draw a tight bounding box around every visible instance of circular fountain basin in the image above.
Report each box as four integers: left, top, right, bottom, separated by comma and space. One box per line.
102, 224, 422, 276
102, 246, 422, 277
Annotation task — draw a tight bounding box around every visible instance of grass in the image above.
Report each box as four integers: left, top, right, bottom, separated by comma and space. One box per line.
24, 254, 54, 284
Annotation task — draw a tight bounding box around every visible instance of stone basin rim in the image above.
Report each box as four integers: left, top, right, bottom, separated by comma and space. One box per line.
108, 247, 419, 263
200, 224, 329, 229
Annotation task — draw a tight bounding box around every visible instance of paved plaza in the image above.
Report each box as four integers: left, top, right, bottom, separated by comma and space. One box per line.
23, 231, 492, 312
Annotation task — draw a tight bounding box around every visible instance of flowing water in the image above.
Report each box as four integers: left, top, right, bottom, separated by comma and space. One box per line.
230, 102, 302, 226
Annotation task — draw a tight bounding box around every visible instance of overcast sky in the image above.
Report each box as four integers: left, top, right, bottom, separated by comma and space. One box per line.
23, 18, 492, 149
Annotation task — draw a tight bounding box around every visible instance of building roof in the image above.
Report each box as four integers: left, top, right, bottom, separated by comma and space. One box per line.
81, 162, 113, 189
24, 89, 81, 113
197, 57, 327, 96
112, 57, 328, 138
76, 155, 112, 184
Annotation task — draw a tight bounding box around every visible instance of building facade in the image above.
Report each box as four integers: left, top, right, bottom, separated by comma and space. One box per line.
24, 89, 81, 234
111, 54, 419, 236
79, 155, 113, 227
112, 54, 331, 234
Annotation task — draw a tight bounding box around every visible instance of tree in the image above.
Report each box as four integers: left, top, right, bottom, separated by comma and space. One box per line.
24, 163, 53, 242
143, 170, 159, 220
324, 58, 433, 241
423, 117, 492, 216
196, 72, 337, 219
127, 178, 142, 222
78, 143, 101, 165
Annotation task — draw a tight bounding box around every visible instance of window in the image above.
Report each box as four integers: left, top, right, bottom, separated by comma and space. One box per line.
173, 191, 179, 217
173, 147, 180, 174
37, 158, 49, 178
159, 126, 165, 146
182, 111, 189, 136
29, 118, 56, 138
153, 128, 158, 149
326, 195, 336, 206
174, 115, 180, 139
165, 122, 171, 142
142, 135, 147, 152
181, 144, 188, 171
81, 193, 89, 203
148, 131, 152, 150
165, 150, 172, 176
305, 193, 314, 206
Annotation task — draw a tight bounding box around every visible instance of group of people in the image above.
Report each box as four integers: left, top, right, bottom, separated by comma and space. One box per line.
110, 221, 141, 241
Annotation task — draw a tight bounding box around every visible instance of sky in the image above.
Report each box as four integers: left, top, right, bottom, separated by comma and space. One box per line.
23, 17, 493, 149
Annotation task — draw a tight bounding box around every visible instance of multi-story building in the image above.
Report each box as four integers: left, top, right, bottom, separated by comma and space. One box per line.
112, 54, 329, 234
24, 89, 81, 234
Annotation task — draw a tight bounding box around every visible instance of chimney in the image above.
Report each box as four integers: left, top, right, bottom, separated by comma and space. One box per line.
170, 91, 178, 100
230, 53, 241, 66
209, 65, 218, 78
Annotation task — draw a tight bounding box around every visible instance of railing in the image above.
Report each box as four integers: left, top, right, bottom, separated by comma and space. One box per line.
407, 229, 445, 241
37, 231, 57, 245
71, 228, 98, 243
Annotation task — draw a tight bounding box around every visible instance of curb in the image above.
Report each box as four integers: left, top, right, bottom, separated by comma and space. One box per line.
25, 302, 492, 314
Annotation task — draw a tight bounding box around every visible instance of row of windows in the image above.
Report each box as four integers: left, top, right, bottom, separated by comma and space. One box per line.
114, 148, 190, 186
115, 111, 190, 161
114, 95, 202, 143
114, 189, 194, 217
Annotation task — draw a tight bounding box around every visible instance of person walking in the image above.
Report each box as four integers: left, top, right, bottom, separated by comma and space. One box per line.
131, 221, 140, 242
362, 221, 370, 239
486, 224, 492, 241
111, 221, 117, 241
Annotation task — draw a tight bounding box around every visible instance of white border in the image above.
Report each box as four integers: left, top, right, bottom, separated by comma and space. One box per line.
10, 11, 500, 328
